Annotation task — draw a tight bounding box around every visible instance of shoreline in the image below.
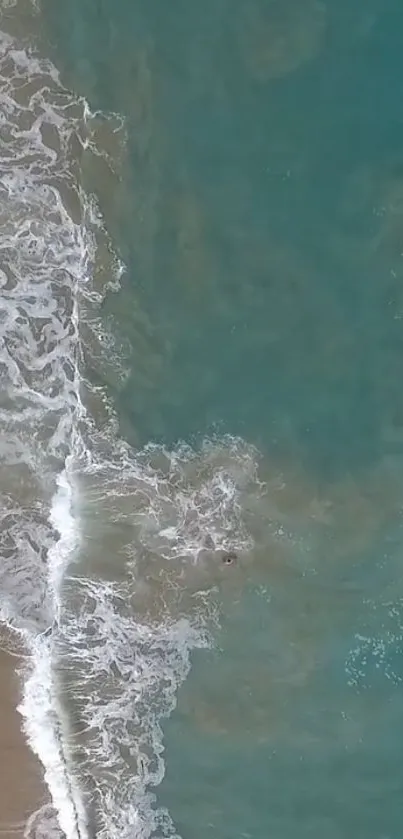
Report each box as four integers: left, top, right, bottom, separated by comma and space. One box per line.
0, 642, 48, 839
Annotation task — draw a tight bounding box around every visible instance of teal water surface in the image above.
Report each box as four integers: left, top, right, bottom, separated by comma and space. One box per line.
45, 0, 403, 474
42, 1, 403, 836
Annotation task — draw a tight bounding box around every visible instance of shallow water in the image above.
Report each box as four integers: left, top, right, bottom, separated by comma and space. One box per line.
1, 0, 403, 837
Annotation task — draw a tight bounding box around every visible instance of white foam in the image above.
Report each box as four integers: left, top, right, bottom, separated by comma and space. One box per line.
24, 802, 63, 839
19, 635, 89, 839
0, 25, 108, 839
48, 466, 80, 621
18, 461, 90, 839
0, 22, 267, 839
55, 575, 209, 839
46, 429, 267, 838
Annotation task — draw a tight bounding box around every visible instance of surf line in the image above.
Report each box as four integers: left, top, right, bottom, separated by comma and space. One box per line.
19, 460, 92, 839
49, 464, 90, 839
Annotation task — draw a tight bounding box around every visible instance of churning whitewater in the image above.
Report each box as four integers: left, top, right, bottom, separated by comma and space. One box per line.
0, 27, 266, 839
0, 25, 106, 839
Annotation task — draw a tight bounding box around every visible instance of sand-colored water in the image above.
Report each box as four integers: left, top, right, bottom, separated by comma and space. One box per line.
0, 644, 46, 839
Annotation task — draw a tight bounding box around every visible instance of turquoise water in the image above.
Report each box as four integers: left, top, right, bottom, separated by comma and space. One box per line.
19, 0, 403, 836
44, 0, 403, 475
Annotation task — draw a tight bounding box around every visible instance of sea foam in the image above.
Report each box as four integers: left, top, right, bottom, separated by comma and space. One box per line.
0, 20, 268, 839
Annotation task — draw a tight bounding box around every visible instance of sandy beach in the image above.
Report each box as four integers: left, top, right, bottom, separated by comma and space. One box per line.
0, 643, 46, 839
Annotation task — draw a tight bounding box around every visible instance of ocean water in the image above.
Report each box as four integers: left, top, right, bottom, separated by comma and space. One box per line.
2, 0, 403, 837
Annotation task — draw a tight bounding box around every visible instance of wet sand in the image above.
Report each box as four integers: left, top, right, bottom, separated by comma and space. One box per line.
0, 644, 46, 839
